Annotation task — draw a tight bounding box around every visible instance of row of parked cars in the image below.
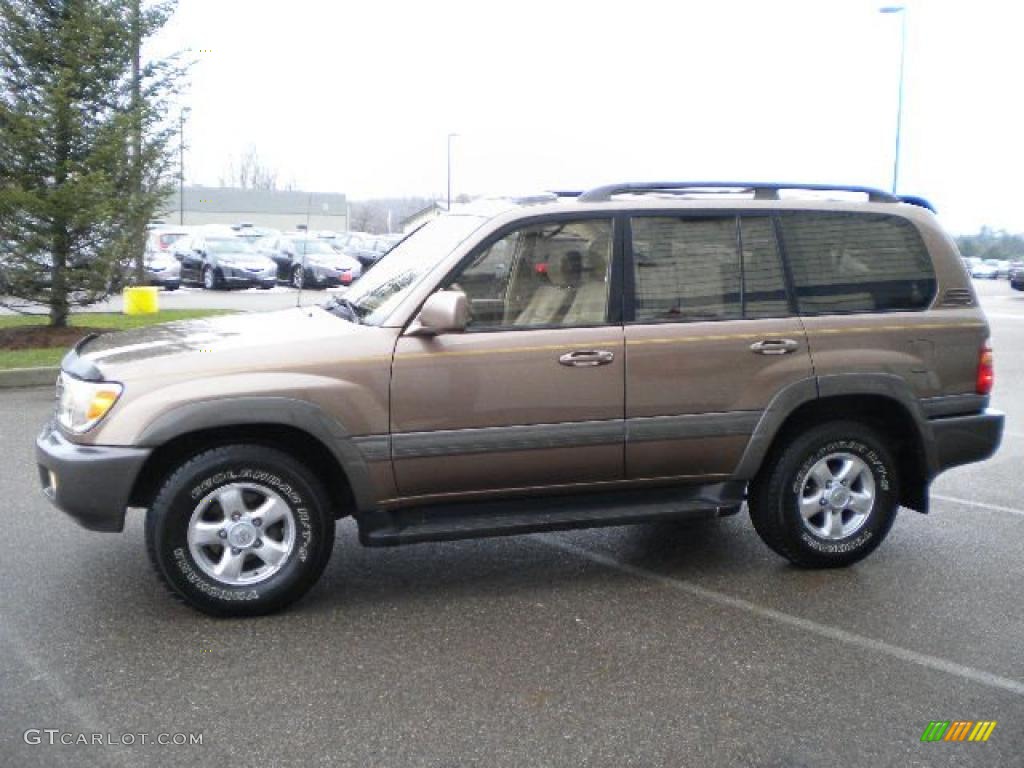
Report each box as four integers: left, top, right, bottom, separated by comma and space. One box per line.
143, 224, 405, 291
963, 255, 1023, 284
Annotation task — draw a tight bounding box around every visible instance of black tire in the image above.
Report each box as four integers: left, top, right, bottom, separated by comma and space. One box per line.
748, 421, 898, 568
291, 265, 305, 289
145, 444, 335, 617
202, 266, 222, 291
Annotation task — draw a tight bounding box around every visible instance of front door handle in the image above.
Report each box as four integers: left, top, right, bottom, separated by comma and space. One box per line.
750, 338, 799, 355
559, 350, 615, 367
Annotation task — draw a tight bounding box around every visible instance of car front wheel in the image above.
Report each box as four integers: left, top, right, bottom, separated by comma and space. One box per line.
202, 266, 221, 291
748, 421, 898, 568
145, 444, 335, 616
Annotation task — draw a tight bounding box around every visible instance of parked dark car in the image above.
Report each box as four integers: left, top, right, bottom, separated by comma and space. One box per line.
341, 233, 396, 270
256, 234, 362, 288
1010, 260, 1024, 291
174, 230, 277, 290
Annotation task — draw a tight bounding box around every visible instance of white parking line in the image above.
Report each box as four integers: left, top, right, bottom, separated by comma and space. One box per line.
985, 312, 1024, 321
932, 494, 1024, 517
539, 536, 1024, 698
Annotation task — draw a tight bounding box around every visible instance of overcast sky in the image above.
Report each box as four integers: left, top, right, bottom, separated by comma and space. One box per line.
152, 0, 1022, 234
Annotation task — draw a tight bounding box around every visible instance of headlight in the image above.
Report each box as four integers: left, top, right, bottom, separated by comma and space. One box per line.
57, 372, 123, 433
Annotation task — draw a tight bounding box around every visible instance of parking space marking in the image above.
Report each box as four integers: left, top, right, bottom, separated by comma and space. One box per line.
985, 312, 1024, 320
539, 536, 1024, 698
932, 494, 1024, 517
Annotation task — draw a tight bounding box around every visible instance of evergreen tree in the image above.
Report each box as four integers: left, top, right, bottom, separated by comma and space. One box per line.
0, 0, 186, 326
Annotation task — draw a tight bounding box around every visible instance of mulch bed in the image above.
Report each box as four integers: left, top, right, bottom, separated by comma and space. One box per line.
0, 326, 110, 351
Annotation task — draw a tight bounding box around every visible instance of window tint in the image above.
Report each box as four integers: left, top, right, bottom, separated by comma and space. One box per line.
740, 217, 789, 319
780, 212, 936, 314
445, 219, 613, 330
632, 216, 741, 323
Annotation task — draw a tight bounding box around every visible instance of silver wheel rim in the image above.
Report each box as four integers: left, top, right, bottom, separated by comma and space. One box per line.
203, 268, 214, 289
292, 266, 303, 288
187, 482, 297, 586
798, 452, 875, 540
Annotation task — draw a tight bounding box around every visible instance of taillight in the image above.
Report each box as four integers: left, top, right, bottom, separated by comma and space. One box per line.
977, 340, 994, 395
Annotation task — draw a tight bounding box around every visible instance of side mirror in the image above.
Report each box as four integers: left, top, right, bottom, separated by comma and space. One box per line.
408, 291, 469, 336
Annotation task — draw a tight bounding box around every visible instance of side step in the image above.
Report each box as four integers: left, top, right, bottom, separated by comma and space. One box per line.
357, 486, 742, 547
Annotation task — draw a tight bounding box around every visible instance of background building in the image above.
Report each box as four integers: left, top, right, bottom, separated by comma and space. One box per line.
162, 186, 348, 231
400, 202, 448, 234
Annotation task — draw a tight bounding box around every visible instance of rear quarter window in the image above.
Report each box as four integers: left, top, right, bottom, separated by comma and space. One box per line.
779, 212, 936, 315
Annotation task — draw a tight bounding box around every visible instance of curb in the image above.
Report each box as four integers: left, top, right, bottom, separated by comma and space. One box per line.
0, 366, 59, 389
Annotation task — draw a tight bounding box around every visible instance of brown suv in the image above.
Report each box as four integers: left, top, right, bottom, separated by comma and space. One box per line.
36, 182, 1004, 616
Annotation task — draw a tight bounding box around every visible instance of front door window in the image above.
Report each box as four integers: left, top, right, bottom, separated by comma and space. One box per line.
445, 219, 614, 329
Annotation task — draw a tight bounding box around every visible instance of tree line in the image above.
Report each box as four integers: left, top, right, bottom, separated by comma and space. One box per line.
956, 227, 1024, 261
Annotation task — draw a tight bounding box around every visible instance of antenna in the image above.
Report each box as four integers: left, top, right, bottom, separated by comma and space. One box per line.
296, 191, 313, 308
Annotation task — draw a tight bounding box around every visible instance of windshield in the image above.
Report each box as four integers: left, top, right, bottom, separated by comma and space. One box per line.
207, 237, 255, 254
340, 215, 487, 325
291, 239, 335, 256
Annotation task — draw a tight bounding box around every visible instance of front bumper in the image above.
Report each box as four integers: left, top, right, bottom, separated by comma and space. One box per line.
36, 422, 151, 532
308, 265, 359, 287
221, 267, 276, 288
145, 266, 181, 287
931, 408, 1004, 476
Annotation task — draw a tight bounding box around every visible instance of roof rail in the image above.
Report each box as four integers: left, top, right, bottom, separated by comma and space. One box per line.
577, 181, 904, 204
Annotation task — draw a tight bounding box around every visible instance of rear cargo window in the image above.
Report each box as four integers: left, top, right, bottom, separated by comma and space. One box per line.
779, 212, 936, 314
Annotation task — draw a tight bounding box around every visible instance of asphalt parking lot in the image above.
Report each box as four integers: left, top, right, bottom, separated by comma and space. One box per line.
1, 280, 1022, 767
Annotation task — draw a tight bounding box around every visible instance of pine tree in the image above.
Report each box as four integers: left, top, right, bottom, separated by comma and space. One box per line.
0, 0, 186, 326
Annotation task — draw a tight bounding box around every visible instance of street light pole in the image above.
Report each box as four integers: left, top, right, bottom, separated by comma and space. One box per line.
880, 6, 907, 194
179, 107, 190, 225
447, 133, 459, 210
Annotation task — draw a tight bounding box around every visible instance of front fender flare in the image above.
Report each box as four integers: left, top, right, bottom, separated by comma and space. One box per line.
136, 396, 377, 512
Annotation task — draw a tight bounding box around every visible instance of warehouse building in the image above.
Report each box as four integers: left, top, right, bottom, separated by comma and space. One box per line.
162, 186, 348, 231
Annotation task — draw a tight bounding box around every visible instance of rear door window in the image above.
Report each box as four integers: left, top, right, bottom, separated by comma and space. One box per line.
779, 212, 936, 314
629, 215, 791, 323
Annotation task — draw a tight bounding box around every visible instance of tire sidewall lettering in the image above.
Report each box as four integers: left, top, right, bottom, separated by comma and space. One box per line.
172, 465, 316, 601
787, 436, 893, 553
791, 439, 890, 497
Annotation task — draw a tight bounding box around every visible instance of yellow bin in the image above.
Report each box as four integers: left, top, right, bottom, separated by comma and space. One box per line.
123, 286, 159, 315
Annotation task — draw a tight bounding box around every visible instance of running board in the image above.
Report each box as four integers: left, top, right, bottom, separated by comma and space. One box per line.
357, 486, 741, 547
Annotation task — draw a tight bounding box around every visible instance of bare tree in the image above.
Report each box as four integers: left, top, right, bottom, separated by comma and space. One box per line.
348, 197, 438, 234
219, 146, 279, 190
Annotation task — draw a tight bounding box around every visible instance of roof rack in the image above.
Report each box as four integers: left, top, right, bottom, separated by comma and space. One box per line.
575, 181, 935, 212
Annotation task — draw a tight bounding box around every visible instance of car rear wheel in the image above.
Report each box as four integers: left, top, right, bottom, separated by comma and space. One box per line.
748, 421, 898, 568
145, 444, 335, 616
291, 265, 306, 289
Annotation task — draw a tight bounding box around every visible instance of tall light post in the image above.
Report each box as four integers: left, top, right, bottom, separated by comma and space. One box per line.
880, 5, 907, 194
178, 107, 190, 225
447, 132, 459, 210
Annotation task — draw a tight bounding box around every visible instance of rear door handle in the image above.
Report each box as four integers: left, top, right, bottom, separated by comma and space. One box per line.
750, 338, 799, 355
559, 349, 615, 367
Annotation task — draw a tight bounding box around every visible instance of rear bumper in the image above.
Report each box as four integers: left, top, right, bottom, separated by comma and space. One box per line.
931, 408, 1004, 476
36, 423, 151, 532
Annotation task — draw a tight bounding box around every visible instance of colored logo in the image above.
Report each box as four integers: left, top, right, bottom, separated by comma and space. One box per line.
921, 721, 997, 742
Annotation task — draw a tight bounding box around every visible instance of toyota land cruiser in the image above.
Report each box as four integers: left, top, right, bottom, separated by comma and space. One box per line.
36, 182, 1005, 616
